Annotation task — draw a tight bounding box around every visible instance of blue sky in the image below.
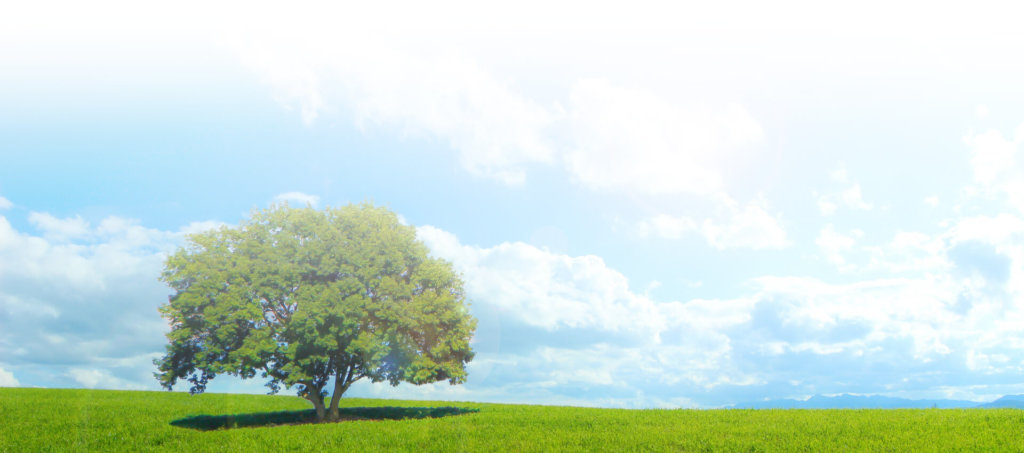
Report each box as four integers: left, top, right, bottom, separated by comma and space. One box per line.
3, 1, 1024, 408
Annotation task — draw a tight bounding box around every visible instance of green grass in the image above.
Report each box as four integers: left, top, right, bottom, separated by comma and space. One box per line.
2, 388, 1024, 452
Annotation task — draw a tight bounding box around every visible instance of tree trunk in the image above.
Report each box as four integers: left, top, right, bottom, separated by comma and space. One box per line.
327, 369, 351, 422
308, 392, 327, 422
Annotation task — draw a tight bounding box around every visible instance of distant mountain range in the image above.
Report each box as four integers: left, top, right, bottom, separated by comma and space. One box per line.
976, 395, 1024, 409
729, 394, 1024, 409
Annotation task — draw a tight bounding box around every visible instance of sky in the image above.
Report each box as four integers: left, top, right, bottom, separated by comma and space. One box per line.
3, 0, 1024, 408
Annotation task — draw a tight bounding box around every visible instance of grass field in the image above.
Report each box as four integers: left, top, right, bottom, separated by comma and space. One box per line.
2, 388, 1024, 452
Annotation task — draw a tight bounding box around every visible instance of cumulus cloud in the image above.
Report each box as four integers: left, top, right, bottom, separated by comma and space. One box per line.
0, 366, 18, 387
749, 275, 959, 358
840, 184, 873, 211
0, 212, 213, 391
28, 212, 90, 241
412, 216, 1024, 405
967, 128, 1018, 187
790, 129, 1024, 391
702, 199, 788, 250
816, 224, 860, 270
633, 196, 788, 250
416, 223, 1000, 406
417, 225, 668, 333
817, 198, 839, 216
633, 214, 697, 241
816, 171, 874, 216
0, 197, 11, 210
945, 214, 1024, 297
410, 224, 771, 403
798, 209, 1024, 383
964, 123, 1024, 212
68, 366, 149, 391
272, 191, 320, 207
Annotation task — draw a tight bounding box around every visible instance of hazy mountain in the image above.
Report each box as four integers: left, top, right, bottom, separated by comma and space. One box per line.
730, 394, 981, 409
976, 395, 1024, 409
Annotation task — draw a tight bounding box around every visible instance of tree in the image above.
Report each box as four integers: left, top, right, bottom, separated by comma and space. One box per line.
154, 202, 477, 422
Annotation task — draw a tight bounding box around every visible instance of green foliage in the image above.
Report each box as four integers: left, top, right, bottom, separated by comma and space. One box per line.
154, 202, 476, 420
4, 388, 1024, 452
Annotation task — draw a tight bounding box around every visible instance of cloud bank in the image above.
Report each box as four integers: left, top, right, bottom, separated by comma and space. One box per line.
360, 198, 1024, 406
0, 209, 220, 391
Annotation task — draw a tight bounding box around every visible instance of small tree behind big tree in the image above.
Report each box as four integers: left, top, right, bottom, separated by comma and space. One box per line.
154, 203, 476, 422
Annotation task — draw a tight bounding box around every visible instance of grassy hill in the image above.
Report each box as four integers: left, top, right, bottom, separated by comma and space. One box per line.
2, 387, 1023, 451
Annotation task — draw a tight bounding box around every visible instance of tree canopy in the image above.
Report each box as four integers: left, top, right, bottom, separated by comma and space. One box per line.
154, 203, 477, 421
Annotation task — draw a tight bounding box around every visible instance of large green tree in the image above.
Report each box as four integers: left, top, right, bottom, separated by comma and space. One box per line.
155, 203, 476, 422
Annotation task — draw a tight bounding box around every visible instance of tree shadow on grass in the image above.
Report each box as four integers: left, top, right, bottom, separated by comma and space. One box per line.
171, 406, 480, 431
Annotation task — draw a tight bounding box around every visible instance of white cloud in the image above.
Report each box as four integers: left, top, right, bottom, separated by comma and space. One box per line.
417, 210, 1024, 403
272, 191, 320, 207
702, 199, 788, 250
797, 208, 1024, 370
232, 38, 324, 125
28, 212, 90, 241
865, 231, 949, 275
925, 196, 939, 207
415, 223, 768, 396
231, 32, 557, 186
753, 261, 1024, 369
633, 214, 697, 240
563, 79, 762, 195
840, 184, 873, 210
0, 211, 213, 392
816, 224, 858, 270
967, 128, 1017, 187
964, 124, 1024, 212
0, 197, 11, 210
633, 197, 788, 250
67, 367, 147, 391
344, 55, 558, 186
817, 179, 873, 216
817, 197, 838, 216
750, 275, 959, 359
0, 366, 18, 387
413, 225, 806, 402
816, 220, 955, 277
417, 225, 668, 333
212, 5, 1021, 201
949, 213, 1024, 245
829, 168, 849, 183
229, 30, 763, 194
